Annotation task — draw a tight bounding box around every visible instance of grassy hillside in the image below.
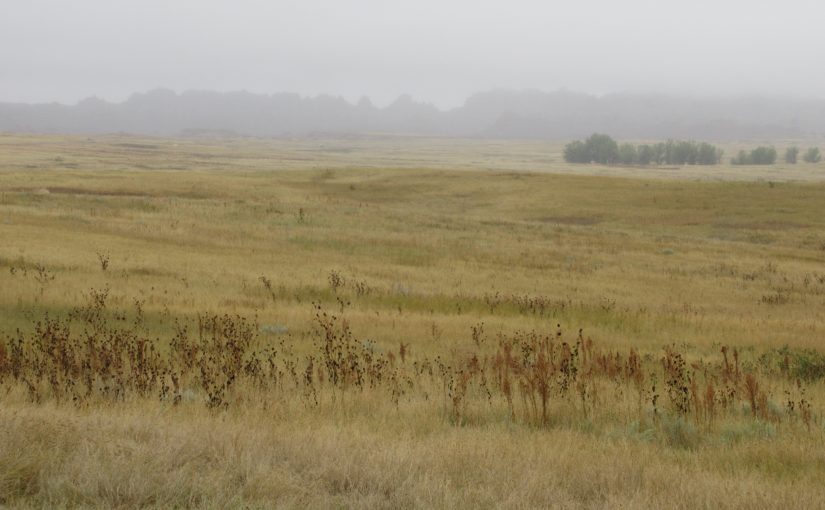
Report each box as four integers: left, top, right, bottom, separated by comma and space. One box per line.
1, 134, 825, 508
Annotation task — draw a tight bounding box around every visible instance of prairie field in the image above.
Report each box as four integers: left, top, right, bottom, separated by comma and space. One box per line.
2, 133, 825, 508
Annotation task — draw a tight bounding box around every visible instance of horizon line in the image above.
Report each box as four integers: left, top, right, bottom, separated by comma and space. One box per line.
4, 87, 825, 111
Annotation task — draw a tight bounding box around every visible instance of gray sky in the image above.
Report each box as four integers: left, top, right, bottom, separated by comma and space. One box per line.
2, 0, 824, 108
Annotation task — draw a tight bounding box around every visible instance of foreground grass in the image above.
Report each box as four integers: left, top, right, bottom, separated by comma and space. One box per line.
2, 400, 824, 509
2, 134, 825, 508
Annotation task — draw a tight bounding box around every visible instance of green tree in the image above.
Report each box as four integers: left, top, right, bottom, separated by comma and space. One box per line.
803, 147, 822, 163
785, 146, 799, 164
731, 150, 750, 165
585, 133, 619, 165
663, 140, 676, 165
734, 146, 776, 165
697, 142, 722, 165
750, 146, 777, 165
618, 143, 637, 165
652, 143, 667, 164
637, 144, 654, 165
563, 140, 590, 163
671, 141, 697, 165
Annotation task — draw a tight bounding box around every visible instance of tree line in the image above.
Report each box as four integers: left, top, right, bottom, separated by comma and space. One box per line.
565, 134, 822, 167
564, 134, 723, 165
731, 146, 821, 165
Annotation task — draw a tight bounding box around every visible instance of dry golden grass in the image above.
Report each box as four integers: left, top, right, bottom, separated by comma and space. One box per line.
3, 401, 825, 509
1, 133, 825, 508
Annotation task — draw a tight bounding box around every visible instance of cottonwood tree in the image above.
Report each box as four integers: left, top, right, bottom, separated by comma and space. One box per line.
785, 147, 799, 164
803, 147, 822, 163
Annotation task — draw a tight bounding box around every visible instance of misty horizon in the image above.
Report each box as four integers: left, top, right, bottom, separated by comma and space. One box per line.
3, 0, 825, 109
5, 1, 825, 140
7, 87, 825, 112
4, 87, 825, 140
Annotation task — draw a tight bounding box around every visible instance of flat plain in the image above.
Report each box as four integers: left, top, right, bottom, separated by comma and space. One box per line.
2, 133, 825, 509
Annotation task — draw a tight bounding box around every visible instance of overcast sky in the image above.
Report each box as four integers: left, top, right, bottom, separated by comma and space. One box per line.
2, 0, 824, 108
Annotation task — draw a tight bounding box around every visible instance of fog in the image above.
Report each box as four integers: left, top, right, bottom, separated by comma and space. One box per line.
2, 0, 824, 108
